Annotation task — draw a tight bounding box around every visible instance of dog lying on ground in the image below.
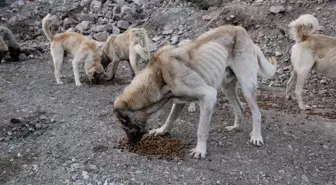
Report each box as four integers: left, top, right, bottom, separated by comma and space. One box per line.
113, 25, 277, 158
286, 14, 332, 110
42, 14, 104, 86
101, 28, 150, 80
0, 26, 21, 62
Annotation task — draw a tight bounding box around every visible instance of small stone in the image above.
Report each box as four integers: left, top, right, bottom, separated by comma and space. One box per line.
17, 152, 22, 157
202, 15, 212, 21
93, 31, 109, 42
162, 29, 173, 35
301, 174, 310, 184
82, 170, 90, 180
63, 18, 73, 30
275, 51, 282, 56
255, 0, 263, 3
32, 164, 38, 171
121, 5, 134, 15
50, 118, 56, 123
152, 36, 162, 42
34, 123, 42, 130
77, 13, 95, 22
320, 78, 327, 84
322, 145, 329, 149
76, 21, 91, 33
90, 0, 102, 13
116, 20, 130, 30
91, 25, 107, 32
269, 6, 285, 14
66, 27, 76, 32
89, 164, 98, 170
170, 35, 179, 45
80, 0, 91, 6
216, 180, 221, 184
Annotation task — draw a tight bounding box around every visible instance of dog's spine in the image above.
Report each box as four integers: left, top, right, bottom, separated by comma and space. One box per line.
254, 45, 277, 79
289, 14, 319, 43
42, 14, 54, 41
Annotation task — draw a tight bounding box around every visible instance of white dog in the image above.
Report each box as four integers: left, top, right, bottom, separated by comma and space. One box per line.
113, 25, 277, 159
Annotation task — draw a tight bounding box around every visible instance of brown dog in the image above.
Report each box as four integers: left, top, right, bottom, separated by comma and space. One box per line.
113, 25, 277, 159
285, 14, 333, 110
42, 14, 104, 86
101, 28, 150, 80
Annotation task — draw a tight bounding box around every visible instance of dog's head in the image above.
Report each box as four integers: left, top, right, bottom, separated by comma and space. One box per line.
86, 62, 105, 84
113, 107, 148, 144
0, 50, 8, 61
8, 47, 21, 62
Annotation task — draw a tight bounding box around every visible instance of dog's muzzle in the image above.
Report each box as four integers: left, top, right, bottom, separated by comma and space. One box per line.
122, 123, 147, 144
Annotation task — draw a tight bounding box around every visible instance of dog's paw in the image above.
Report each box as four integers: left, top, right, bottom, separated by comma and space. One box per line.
57, 81, 63, 85
285, 94, 291, 100
188, 103, 196, 112
190, 146, 207, 159
149, 127, 167, 136
75, 82, 82, 87
225, 125, 239, 131
250, 131, 263, 146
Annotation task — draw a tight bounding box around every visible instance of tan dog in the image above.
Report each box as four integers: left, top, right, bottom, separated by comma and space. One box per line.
42, 14, 104, 86
113, 25, 277, 159
101, 28, 150, 80
286, 14, 331, 110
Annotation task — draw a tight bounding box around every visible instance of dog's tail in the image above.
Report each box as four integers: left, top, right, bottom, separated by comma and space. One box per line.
42, 13, 54, 41
255, 44, 277, 79
289, 14, 319, 43
133, 44, 150, 60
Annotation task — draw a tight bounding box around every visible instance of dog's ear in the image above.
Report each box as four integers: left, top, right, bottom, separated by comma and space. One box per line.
114, 108, 132, 126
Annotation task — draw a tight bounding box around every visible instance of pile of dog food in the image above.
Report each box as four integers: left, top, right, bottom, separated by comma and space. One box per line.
117, 134, 185, 160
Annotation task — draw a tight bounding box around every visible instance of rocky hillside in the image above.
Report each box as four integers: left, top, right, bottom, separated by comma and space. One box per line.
1, 0, 335, 87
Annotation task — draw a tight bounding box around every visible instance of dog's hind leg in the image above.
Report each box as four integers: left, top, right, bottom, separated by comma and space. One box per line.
222, 77, 244, 131
50, 46, 64, 85
129, 46, 139, 74
295, 69, 311, 110
104, 58, 120, 81
149, 103, 186, 136
286, 71, 297, 100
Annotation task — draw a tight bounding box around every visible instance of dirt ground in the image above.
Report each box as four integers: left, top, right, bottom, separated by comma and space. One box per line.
1, 0, 336, 184
0, 53, 335, 185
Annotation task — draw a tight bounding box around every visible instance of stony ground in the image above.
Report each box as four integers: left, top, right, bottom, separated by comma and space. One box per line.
1, 0, 336, 184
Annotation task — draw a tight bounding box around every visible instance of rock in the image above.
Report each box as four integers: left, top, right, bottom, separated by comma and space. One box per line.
91, 25, 107, 32
162, 28, 173, 35
275, 51, 282, 56
202, 15, 212, 21
116, 20, 130, 29
80, 0, 91, 6
121, 5, 134, 15
152, 35, 162, 42
76, 21, 91, 33
77, 13, 95, 22
301, 174, 310, 184
320, 78, 327, 84
269, 6, 285, 14
63, 18, 74, 30
82, 170, 90, 180
66, 28, 76, 32
93, 31, 109, 42
90, 0, 102, 13
112, 26, 121, 34
170, 35, 179, 45
35, 123, 42, 130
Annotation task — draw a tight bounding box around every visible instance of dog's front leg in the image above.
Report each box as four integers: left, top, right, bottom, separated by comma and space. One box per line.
190, 87, 217, 159
72, 59, 82, 86
149, 103, 186, 136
